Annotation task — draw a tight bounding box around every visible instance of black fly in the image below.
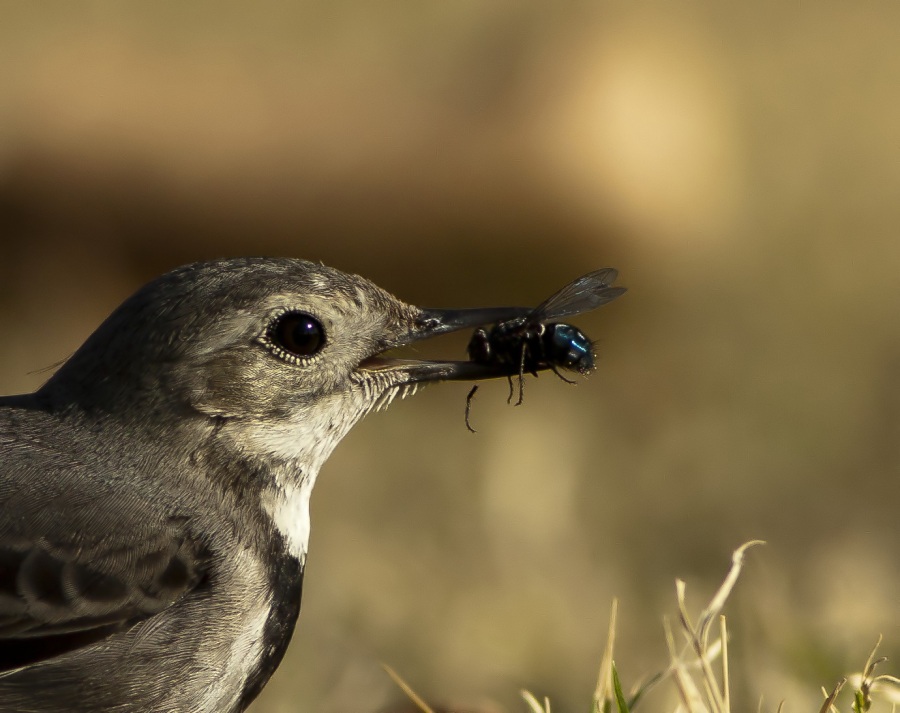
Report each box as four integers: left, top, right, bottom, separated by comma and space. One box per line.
465, 268, 626, 431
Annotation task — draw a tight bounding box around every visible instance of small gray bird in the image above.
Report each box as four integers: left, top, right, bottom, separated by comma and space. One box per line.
0, 258, 621, 713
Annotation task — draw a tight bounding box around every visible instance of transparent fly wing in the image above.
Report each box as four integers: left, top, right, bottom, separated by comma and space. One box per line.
530, 268, 626, 320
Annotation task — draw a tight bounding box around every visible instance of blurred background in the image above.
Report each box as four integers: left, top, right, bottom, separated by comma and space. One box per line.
1, 1, 899, 710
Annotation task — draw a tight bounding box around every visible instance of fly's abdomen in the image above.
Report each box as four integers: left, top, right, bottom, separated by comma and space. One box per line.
544, 324, 594, 373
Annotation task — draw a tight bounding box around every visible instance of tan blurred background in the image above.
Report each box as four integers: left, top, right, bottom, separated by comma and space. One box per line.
1, 1, 899, 711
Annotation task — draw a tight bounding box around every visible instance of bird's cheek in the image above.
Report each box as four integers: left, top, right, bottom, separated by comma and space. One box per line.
171, 355, 276, 419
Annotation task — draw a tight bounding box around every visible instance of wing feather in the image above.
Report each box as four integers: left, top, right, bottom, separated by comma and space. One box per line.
0, 411, 208, 672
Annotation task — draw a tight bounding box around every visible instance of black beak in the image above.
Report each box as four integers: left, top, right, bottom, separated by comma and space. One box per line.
358, 305, 530, 385
411, 306, 530, 339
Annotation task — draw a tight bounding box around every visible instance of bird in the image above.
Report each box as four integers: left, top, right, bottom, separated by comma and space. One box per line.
0, 257, 548, 713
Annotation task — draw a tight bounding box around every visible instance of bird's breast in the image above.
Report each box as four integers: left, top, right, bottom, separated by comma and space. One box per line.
231, 550, 305, 712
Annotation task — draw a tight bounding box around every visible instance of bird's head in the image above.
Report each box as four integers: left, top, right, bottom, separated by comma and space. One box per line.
43, 258, 526, 470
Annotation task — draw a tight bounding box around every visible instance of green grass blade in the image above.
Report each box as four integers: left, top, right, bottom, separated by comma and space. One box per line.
612, 661, 630, 713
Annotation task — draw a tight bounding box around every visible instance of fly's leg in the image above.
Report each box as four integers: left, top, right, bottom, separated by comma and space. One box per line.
505, 376, 515, 404
515, 343, 527, 405
550, 365, 577, 384
465, 385, 479, 433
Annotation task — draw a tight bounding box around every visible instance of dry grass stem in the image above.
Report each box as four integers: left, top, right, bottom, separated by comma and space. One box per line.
521, 690, 551, 713
720, 616, 729, 713
593, 598, 619, 710
665, 616, 708, 713
675, 580, 724, 713
845, 636, 900, 708
697, 540, 765, 649
819, 679, 846, 713
381, 663, 437, 713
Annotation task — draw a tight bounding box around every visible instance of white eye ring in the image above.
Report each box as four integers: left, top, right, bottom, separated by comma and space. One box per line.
263, 311, 326, 364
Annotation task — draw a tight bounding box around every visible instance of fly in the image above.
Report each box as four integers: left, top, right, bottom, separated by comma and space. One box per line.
465, 268, 626, 431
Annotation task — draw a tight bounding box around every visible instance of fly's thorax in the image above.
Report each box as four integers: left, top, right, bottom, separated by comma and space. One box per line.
481, 319, 540, 366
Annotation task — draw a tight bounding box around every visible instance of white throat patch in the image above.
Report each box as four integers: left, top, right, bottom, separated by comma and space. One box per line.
260, 477, 315, 562
226, 386, 412, 562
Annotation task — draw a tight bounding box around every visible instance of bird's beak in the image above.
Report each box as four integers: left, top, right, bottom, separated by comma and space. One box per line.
357, 305, 530, 385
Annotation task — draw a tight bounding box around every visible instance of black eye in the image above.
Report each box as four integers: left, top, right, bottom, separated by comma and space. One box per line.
270, 312, 325, 358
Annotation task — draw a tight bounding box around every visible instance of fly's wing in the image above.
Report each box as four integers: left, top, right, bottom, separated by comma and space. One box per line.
0, 436, 207, 673
530, 268, 626, 320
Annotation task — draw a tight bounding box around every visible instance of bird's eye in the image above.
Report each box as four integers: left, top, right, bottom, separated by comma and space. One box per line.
269, 312, 325, 359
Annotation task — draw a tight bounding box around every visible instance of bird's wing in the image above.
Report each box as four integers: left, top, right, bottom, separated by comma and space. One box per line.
0, 426, 208, 673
